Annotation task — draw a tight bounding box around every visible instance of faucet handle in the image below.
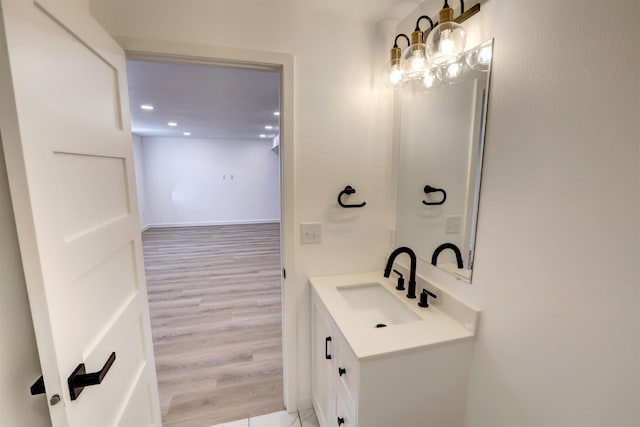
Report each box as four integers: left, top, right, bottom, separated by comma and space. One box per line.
418, 289, 437, 308
392, 269, 405, 291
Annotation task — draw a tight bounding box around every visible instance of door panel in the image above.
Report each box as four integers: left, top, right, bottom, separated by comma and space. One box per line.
54, 153, 130, 239
0, 0, 161, 425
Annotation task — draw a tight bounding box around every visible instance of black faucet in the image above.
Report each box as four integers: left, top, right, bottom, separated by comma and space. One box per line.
431, 243, 463, 269
384, 247, 417, 299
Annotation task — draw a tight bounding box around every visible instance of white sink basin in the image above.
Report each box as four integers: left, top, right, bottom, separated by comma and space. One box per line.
337, 282, 421, 328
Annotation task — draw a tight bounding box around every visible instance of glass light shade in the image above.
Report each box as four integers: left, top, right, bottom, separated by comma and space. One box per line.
382, 59, 407, 88
466, 41, 493, 71
436, 59, 468, 84
426, 21, 466, 66
413, 68, 441, 92
401, 43, 429, 79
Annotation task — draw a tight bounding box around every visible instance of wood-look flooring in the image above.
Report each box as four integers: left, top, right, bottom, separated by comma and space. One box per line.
142, 223, 284, 427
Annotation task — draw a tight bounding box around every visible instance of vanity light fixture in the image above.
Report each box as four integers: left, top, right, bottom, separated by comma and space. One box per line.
259, 134, 267, 138
426, 0, 472, 66
183, 132, 191, 136
140, 104, 154, 110
168, 122, 178, 127
265, 125, 273, 130
382, 34, 410, 88
383, 1, 480, 91
401, 16, 434, 79
273, 111, 280, 116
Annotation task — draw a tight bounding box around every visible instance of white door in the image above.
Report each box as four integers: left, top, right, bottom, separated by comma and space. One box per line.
0, 1, 161, 426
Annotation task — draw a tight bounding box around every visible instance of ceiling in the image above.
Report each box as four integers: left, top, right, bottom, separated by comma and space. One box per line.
126, 59, 280, 141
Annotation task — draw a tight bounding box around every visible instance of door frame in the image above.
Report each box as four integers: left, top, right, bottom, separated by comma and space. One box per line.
120, 38, 297, 411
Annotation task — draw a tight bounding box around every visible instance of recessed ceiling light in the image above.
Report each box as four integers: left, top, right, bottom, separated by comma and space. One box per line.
265, 125, 273, 130
183, 132, 191, 136
273, 111, 280, 116
140, 104, 154, 110
259, 134, 267, 138
168, 122, 178, 127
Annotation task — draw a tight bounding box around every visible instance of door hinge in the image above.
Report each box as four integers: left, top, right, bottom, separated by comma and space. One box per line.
283, 268, 286, 279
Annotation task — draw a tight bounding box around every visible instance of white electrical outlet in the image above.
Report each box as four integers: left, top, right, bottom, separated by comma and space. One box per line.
300, 222, 322, 244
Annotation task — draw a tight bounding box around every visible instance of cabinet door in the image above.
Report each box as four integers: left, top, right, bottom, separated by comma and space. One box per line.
336, 396, 356, 427
335, 334, 359, 416
311, 298, 336, 427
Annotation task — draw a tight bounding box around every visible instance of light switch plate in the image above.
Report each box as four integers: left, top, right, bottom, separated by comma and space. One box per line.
301, 222, 322, 244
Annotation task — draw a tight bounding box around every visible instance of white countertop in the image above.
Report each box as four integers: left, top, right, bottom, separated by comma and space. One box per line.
309, 271, 475, 360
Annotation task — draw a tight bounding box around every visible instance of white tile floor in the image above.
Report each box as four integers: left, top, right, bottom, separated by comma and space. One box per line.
209, 408, 319, 427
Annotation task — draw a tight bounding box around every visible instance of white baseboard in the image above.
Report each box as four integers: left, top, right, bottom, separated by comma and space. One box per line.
145, 219, 280, 229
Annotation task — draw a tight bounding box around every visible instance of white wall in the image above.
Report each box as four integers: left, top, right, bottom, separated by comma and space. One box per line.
140, 136, 280, 227
396, 1, 640, 426
131, 133, 148, 229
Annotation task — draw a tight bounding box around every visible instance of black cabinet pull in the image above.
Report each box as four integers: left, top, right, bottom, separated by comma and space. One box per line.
325, 337, 332, 360
337, 416, 345, 425
338, 367, 346, 376
30, 376, 46, 395
68, 352, 116, 400
338, 185, 366, 208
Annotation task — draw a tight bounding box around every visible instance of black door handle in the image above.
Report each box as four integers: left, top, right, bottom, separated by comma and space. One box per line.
30, 376, 46, 395
68, 352, 116, 400
338, 367, 346, 376
325, 337, 332, 360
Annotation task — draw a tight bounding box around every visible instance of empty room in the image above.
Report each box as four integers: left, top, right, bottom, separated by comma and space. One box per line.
127, 58, 284, 426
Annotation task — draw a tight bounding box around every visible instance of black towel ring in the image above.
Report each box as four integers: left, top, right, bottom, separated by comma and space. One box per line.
422, 185, 447, 206
338, 185, 366, 208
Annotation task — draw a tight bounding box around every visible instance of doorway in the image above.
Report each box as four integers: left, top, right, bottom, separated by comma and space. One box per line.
125, 57, 286, 426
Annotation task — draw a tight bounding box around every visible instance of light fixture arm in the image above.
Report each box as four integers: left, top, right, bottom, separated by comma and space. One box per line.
390, 33, 410, 62
415, 15, 435, 42
393, 33, 410, 49
415, 15, 434, 32
434, 0, 479, 27
441, 0, 465, 16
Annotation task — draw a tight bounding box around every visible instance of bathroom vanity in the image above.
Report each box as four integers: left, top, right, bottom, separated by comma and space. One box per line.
310, 272, 479, 427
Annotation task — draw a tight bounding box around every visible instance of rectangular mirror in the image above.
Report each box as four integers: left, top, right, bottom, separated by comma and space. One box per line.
395, 39, 494, 283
